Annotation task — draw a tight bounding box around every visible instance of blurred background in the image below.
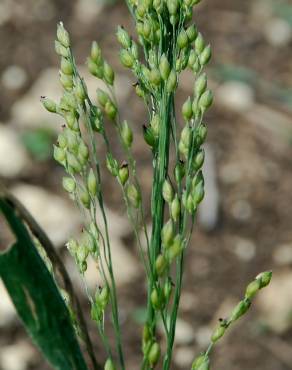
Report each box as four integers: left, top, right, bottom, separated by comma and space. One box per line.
0, 0, 292, 369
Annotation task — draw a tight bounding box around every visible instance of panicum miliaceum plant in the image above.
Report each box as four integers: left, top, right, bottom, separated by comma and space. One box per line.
41, 0, 272, 369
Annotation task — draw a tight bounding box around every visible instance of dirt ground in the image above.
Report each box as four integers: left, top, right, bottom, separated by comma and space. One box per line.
1, 0, 292, 369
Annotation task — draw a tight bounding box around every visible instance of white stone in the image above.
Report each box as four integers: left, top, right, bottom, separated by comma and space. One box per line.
0, 125, 31, 178
230, 199, 252, 221
216, 81, 255, 113
219, 163, 242, 184
174, 347, 194, 368
174, 319, 195, 345
0, 341, 35, 370
194, 326, 212, 347
0, 281, 16, 327
2, 65, 28, 91
256, 270, 292, 333
264, 18, 292, 47
273, 243, 292, 265
11, 184, 81, 246
233, 238, 256, 261
74, 0, 105, 23
12, 67, 131, 130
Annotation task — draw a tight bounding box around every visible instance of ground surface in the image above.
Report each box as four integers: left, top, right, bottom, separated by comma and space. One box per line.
1, 0, 292, 370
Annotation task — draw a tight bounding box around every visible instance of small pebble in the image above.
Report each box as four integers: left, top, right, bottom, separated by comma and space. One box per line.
264, 18, 292, 47
217, 81, 255, 113
231, 199, 252, 221
2, 65, 28, 91
233, 238, 256, 261
175, 319, 195, 345
273, 244, 292, 265
174, 347, 195, 368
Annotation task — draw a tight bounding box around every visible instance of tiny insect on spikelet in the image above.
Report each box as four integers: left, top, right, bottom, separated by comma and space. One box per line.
41, 4, 272, 370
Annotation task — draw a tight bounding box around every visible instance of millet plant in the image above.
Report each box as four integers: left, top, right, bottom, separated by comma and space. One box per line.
38, 0, 274, 369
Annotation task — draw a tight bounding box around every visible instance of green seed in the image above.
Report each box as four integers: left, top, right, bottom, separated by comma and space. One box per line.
200, 44, 212, 66
67, 152, 82, 173
159, 54, 170, 80
91, 41, 102, 63
257, 271, 272, 288
117, 26, 131, 49
195, 32, 205, 54
55, 41, 69, 58
105, 101, 117, 120
193, 181, 205, 205
121, 120, 133, 148
230, 300, 251, 322
87, 169, 98, 196
104, 358, 116, 370
211, 325, 226, 343
57, 22, 70, 48
155, 254, 167, 276
103, 61, 115, 85
171, 195, 181, 221
97, 88, 109, 107
162, 179, 174, 203
194, 73, 207, 97
61, 57, 73, 75
118, 163, 129, 186
62, 177, 76, 193
127, 183, 140, 208
161, 219, 174, 247
166, 70, 177, 93
182, 97, 193, 120
41, 97, 57, 113
120, 49, 135, 68
186, 24, 198, 42
53, 145, 66, 164
148, 342, 161, 367
177, 29, 189, 49
167, 0, 179, 15
150, 68, 161, 86
245, 279, 261, 299
198, 90, 213, 110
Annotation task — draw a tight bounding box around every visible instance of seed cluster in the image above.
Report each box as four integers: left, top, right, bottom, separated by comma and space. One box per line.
42, 2, 272, 369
